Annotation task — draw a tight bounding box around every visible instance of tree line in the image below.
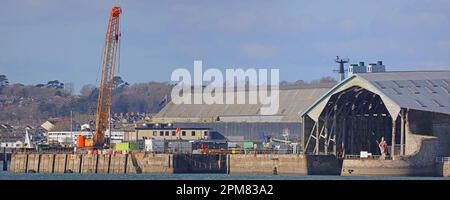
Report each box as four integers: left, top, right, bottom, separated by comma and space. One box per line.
0, 74, 336, 123
0, 75, 173, 123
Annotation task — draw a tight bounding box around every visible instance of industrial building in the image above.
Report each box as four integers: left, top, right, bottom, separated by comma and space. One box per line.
151, 85, 333, 143
134, 123, 210, 141
300, 70, 450, 162
47, 130, 126, 145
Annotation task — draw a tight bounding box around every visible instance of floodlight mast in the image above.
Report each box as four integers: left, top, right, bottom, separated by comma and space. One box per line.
335, 56, 349, 81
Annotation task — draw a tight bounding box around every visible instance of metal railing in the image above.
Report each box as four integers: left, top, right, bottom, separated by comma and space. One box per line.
344, 154, 392, 160
11, 147, 74, 154
436, 157, 450, 164
123, 148, 300, 155
392, 144, 405, 156
4, 145, 302, 155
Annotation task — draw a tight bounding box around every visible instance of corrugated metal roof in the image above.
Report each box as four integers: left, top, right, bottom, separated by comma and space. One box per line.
301, 71, 450, 121
155, 86, 332, 122
358, 71, 450, 115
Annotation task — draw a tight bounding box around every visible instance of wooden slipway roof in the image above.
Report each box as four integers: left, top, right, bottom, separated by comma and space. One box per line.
301, 71, 450, 121
154, 86, 332, 122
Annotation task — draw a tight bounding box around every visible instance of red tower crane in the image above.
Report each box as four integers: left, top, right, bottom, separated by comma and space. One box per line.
94, 6, 122, 148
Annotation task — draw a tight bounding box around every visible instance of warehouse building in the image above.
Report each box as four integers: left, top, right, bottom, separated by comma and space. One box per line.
300, 70, 450, 161
151, 85, 333, 143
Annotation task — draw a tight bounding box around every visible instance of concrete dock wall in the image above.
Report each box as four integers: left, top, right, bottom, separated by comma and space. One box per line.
53, 154, 67, 173
306, 155, 342, 175
65, 154, 82, 173
127, 153, 173, 174
109, 154, 127, 174
341, 159, 435, 176
436, 163, 450, 177
11, 152, 441, 176
97, 154, 110, 174
11, 153, 311, 175
9, 153, 174, 174
342, 136, 437, 176
228, 154, 308, 175
9, 154, 27, 173
27, 154, 40, 173
173, 154, 227, 173
81, 154, 98, 174
39, 154, 54, 173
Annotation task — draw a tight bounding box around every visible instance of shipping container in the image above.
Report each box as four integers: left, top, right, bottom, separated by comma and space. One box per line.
77, 135, 85, 148
227, 142, 239, 148
243, 142, 253, 149
114, 142, 129, 151
192, 141, 228, 150
168, 141, 192, 154
129, 142, 140, 150
144, 139, 166, 152
85, 139, 94, 147
243, 142, 263, 149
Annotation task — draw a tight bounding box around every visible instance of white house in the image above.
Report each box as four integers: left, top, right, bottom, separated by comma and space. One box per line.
47, 130, 125, 145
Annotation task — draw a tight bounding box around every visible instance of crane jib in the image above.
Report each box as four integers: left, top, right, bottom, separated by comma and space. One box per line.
94, 7, 122, 149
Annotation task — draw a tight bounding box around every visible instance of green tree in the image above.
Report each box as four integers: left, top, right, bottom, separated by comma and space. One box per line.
0, 75, 8, 86
35, 84, 45, 88
113, 76, 129, 89
0, 75, 9, 92
46, 80, 64, 89
80, 84, 96, 97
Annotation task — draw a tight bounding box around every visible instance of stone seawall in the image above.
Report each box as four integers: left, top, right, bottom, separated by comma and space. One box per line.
14, 152, 442, 176
341, 159, 436, 176
127, 153, 173, 174
437, 163, 450, 177
173, 154, 227, 173
306, 155, 342, 175
341, 136, 437, 177
228, 154, 308, 175
9, 153, 173, 174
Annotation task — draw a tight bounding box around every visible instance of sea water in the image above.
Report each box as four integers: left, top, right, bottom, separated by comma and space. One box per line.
0, 171, 448, 180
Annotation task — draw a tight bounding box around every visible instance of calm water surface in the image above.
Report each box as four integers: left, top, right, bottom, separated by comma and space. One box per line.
0, 171, 448, 180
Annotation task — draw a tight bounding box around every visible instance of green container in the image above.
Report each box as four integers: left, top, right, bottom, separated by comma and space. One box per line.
129, 142, 140, 150
114, 142, 129, 151
243, 142, 254, 149
35, 145, 42, 153
243, 142, 263, 149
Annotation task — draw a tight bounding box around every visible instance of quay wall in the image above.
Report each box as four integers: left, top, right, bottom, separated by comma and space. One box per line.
436, 163, 450, 177
65, 154, 82, 173
53, 154, 67, 173
127, 153, 173, 174
12, 152, 442, 176
341, 138, 437, 176
9, 152, 173, 174
10, 153, 341, 175
9, 153, 27, 173
173, 154, 227, 173
228, 154, 341, 175
228, 154, 308, 175
341, 159, 436, 176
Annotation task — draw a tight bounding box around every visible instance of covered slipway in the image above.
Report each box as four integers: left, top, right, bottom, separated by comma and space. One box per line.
300, 71, 450, 159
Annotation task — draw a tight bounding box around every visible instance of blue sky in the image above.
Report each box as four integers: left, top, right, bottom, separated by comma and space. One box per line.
1, 0, 450, 92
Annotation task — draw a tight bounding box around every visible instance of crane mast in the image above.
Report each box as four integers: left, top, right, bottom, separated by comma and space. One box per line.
94, 7, 122, 148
